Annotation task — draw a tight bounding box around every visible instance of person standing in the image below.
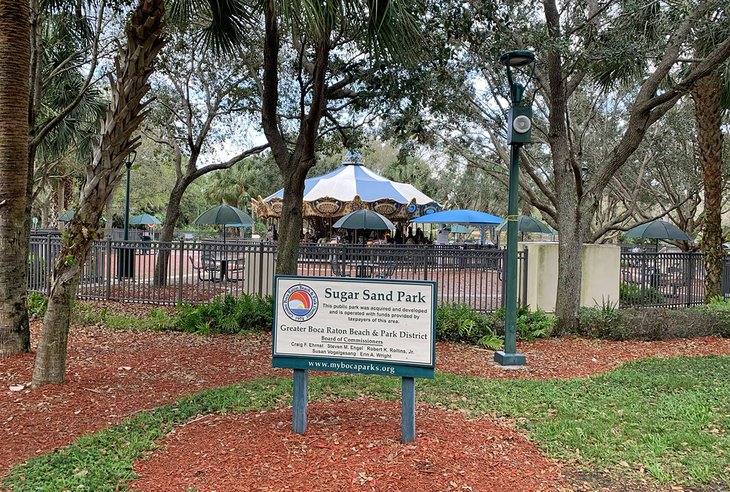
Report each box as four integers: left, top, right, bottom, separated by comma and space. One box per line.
437, 225, 450, 245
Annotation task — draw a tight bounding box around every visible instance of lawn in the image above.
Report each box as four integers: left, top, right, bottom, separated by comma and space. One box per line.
4, 356, 729, 491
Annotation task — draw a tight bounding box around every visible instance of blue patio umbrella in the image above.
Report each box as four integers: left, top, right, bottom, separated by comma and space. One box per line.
410, 209, 503, 245
410, 209, 504, 226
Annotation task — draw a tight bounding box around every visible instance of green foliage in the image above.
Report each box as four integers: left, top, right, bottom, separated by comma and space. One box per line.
516, 306, 556, 341
620, 282, 664, 305
436, 303, 501, 347
436, 303, 554, 347
172, 295, 273, 335
577, 300, 730, 341
72, 305, 175, 331
26, 292, 48, 318
6, 357, 730, 489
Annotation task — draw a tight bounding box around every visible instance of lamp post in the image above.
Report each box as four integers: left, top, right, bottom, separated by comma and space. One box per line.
122, 151, 137, 241
494, 50, 535, 367
118, 151, 137, 280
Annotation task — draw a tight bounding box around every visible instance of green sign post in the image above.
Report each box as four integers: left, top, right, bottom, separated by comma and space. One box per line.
273, 275, 436, 443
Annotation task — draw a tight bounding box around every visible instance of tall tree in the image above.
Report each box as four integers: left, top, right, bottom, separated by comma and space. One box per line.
147, 25, 267, 287
542, 0, 730, 328
260, 0, 419, 274
692, 11, 729, 300
33, 0, 166, 385
0, 0, 31, 355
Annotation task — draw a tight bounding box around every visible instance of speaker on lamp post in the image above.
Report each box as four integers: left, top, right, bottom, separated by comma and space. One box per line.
507, 105, 532, 145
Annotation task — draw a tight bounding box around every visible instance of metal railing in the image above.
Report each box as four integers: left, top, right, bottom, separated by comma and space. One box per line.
27, 236, 524, 311
620, 251, 706, 308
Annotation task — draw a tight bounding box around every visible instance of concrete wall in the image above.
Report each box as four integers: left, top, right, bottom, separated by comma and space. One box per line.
518, 242, 620, 312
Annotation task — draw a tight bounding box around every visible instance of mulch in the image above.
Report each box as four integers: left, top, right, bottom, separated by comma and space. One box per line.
2, 306, 730, 491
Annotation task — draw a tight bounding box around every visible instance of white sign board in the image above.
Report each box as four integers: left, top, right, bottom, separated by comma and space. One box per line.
273, 276, 436, 377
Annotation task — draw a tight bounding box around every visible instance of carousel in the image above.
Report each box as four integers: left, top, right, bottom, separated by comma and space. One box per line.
251, 151, 441, 237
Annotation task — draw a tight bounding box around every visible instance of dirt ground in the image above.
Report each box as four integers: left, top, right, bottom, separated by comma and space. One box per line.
3, 310, 730, 491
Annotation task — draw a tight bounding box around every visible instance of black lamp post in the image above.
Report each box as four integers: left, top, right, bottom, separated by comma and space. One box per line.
118, 150, 137, 280
494, 50, 535, 367
122, 150, 137, 241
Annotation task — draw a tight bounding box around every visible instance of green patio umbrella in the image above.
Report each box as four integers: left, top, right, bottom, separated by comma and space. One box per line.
624, 219, 690, 250
497, 215, 555, 234
129, 213, 162, 226
194, 204, 254, 242
449, 225, 471, 234
57, 209, 75, 222
333, 209, 395, 230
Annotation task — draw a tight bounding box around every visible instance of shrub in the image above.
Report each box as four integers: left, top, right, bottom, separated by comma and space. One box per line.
436, 303, 554, 348
620, 282, 664, 306
27, 292, 48, 318
436, 303, 501, 348
577, 298, 730, 341
172, 294, 273, 335
517, 306, 556, 341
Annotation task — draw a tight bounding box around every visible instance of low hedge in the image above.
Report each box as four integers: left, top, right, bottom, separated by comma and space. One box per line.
576, 298, 730, 341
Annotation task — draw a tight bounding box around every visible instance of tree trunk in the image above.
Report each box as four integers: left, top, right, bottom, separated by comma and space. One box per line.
33, 0, 166, 386
276, 165, 308, 274
692, 74, 724, 300
0, 0, 31, 355
153, 180, 186, 286
31, 236, 87, 381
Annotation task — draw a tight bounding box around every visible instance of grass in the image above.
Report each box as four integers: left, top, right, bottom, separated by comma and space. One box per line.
4, 357, 730, 490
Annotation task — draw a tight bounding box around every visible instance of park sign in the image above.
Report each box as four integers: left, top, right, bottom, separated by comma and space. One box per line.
273, 276, 436, 379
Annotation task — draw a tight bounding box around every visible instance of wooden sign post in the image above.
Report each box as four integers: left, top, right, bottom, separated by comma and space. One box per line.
273, 276, 436, 443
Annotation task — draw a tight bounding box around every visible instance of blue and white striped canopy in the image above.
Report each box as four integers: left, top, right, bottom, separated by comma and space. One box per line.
264, 161, 438, 207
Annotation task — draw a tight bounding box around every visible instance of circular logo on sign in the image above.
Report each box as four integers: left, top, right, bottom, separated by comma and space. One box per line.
282, 284, 319, 322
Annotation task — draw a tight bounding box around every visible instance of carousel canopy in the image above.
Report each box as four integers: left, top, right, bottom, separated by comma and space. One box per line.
254, 151, 440, 220
264, 164, 435, 205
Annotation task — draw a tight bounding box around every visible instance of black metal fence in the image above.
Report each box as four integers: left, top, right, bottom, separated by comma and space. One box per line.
28, 236, 525, 311
620, 251, 709, 308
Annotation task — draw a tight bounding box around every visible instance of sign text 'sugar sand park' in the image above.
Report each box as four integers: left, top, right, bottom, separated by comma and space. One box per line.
273, 276, 436, 442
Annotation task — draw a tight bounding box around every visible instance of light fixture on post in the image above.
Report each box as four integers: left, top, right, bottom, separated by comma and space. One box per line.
119, 150, 137, 280
494, 50, 535, 367
123, 150, 137, 241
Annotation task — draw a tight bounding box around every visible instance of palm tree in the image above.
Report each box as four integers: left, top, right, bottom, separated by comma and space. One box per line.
693, 72, 727, 300
32, 0, 247, 386
692, 15, 729, 301
0, 0, 32, 355
33, 0, 167, 385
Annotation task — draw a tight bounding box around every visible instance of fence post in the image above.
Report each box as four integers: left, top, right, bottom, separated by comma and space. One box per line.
258, 241, 265, 296
178, 239, 185, 304
45, 234, 52, 294
422, 247, 428, 280
105, 237, 112, 300
520, 248, 529, 308
500, 249, 506, 308
686, 254, 694, 307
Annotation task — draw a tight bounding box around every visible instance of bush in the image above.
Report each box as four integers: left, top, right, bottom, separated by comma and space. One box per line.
577, 297, 730, 341
436, 303, 554, 349
27, 292, 48, 318
620, 282, 664, 305
517, 306, 556, 341
436, 303, 502, 349
173, 294, 273, 335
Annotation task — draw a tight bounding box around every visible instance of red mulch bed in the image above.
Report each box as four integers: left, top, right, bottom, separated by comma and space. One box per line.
2, 310, 730, 490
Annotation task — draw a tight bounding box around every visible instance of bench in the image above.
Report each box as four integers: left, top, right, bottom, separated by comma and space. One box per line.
189, 255, 220, 281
